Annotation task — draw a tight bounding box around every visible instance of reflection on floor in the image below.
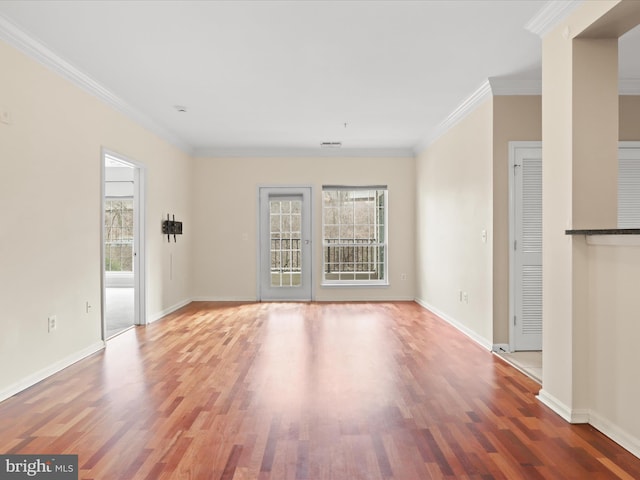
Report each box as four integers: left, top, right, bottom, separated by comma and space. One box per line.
105, 287, 134, 339
497, 351, 542, 384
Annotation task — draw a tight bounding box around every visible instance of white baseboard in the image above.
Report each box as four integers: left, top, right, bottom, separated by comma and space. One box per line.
536, 389, 589, 423
538, 391, 640, 458
589, 410, 640, 459
190, 296, 416, 303
0, 341, 105, 403
190, 296, 257, 302
414, 298, 492, 350
148, 298, 192, 323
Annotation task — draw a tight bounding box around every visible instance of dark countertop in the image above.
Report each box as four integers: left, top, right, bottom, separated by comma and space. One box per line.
565, 228, 640, 235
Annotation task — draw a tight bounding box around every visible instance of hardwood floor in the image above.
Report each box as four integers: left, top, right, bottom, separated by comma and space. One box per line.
1, 301, 639, 479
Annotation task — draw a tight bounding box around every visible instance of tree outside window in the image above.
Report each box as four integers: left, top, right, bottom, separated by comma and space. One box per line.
105, 199, 134, 272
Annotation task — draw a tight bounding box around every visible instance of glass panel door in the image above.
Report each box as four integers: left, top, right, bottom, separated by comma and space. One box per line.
259, 187, 312, 300
270, 197, 302, 287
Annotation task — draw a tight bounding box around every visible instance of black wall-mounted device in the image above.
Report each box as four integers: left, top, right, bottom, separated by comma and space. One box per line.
162, 214, 183, 242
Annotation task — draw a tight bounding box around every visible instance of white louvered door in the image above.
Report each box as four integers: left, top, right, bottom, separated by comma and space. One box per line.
513, 146, 543, 351
509, 143, 639, 352
618, 144, 640, 228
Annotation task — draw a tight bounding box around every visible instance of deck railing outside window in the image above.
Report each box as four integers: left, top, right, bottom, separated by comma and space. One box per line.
321, 187, 388, 284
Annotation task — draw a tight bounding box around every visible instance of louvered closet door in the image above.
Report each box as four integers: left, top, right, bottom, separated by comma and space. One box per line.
514, 148, 542, 351
618, 146, 640, 228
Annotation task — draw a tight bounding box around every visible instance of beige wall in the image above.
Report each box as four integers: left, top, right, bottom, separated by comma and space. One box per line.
492, 96, 542, 344
415, 96, 542, 349
620, 96, 640, 140
415, 99, 493, 346
191, 156, 416, 301
0, 40, 193, 397
587, 242, 640, 453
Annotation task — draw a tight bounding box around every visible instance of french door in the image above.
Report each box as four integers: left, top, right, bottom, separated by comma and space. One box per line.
259, 187, 312, 301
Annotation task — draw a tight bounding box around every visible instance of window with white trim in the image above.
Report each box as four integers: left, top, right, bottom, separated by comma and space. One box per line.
322, 186, 388, 284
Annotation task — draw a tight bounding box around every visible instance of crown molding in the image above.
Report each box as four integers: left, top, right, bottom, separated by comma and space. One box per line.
488, 77, 542, 95
413, 80, 492, 155
193, 146, 415, 159
0, 13, 192, 155
524, 0, 583, 38
620, 78, 640, 95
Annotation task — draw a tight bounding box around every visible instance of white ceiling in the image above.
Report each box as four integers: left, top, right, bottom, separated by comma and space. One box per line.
0, 1, 639, 157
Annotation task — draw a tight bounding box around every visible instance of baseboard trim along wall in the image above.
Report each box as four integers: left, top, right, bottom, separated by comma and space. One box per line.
538, 389, 640, 459
190, 296, 258, 303
1, 297, 192, 403
414, 298, 492, 351
412, 299, 640, 458
149, 298, 193, 323
589, 410, 640, 460
536, 389, 589, 423
0, 340, 105, 403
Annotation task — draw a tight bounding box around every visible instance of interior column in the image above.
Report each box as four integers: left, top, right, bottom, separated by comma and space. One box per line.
540, 1, 624, 421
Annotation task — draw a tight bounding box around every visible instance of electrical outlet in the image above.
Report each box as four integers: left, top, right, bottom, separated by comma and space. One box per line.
401, 273, 407, 281
463, 292, 469, 304
48, 315, 57, 332
459, 290, 463, 302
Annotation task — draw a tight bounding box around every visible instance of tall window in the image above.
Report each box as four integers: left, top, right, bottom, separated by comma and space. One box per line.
104, 199, 134, 272
322, 186, 388, 284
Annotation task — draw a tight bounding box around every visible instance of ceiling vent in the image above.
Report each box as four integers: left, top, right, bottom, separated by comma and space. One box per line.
320, 142, 342, 148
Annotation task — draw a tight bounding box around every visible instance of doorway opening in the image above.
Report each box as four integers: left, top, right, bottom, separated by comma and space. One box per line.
504, 142, 543, 383
102, 151, 146, 339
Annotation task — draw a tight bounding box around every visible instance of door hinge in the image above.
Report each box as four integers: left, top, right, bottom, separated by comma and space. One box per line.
514, 315, 517, 325
514, 240, 517, 250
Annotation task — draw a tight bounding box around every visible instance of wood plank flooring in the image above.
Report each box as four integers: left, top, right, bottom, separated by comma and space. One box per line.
1, 301, 639, 479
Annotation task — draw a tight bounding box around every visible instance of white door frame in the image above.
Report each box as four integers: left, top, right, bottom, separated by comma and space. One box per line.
101, 148, 147, 339
257, 185, 313, 301
508, 141, 542, 352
